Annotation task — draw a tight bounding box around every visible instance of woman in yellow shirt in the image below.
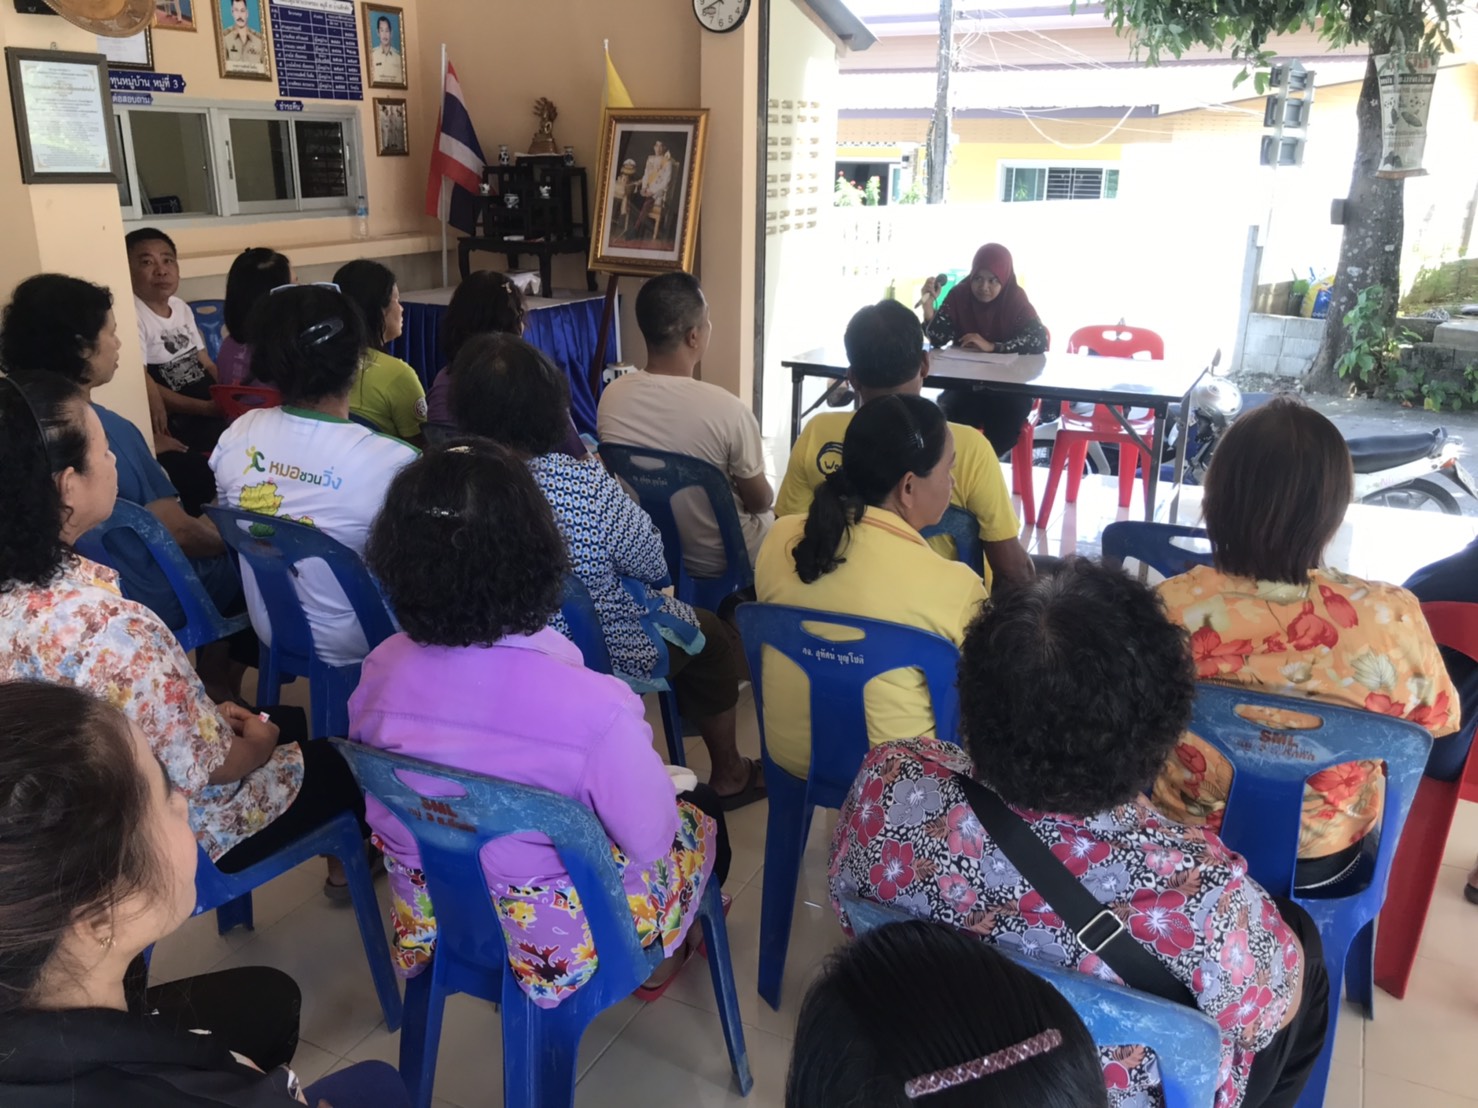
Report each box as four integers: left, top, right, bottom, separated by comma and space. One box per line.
335, 259, 426, 446
1153, 396, 1458, 889
755, 394, 988, 778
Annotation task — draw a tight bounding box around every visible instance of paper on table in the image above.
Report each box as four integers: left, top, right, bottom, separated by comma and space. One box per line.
930, 347, 1020, 367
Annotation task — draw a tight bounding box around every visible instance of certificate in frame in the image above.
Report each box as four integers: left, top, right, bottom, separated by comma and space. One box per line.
3, 48, 120, 185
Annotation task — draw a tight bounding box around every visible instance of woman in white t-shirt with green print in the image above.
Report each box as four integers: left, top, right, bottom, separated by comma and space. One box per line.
211, 284, 418, 670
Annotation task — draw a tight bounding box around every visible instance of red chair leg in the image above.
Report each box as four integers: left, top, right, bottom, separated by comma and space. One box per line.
1036, 437, 1072, 527
1013, 423, 1036, 527
1375, 776, 1460, 999
1065, 440, 1090, 504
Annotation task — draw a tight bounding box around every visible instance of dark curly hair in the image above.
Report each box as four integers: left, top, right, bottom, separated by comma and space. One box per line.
448, 333, 570, 456
1204, 395, 1353, 584
333, 259, 397, 349
794, 394, 947, 584
0, 682, 158, 1015
248, 284, 367, 404
0, 372, 91, 593
1, 274, 114, 385
788, 919, 1107, 1108
958, 558, 1195, 815
224, 247, 292, 340
440, 271, 526, 365
365, 439, 568, 647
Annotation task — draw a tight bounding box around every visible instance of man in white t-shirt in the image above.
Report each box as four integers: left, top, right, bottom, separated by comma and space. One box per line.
597, 272, 774, 580
126, 227, 226, 454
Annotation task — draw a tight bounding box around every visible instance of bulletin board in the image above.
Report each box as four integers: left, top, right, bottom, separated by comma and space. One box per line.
268, 0, 363, 101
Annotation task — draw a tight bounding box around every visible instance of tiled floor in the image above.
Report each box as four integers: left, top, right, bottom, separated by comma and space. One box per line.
156, 672, 1478, 1107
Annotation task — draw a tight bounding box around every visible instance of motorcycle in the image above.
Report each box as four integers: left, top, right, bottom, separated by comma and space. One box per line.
1174, 378, 1478, 515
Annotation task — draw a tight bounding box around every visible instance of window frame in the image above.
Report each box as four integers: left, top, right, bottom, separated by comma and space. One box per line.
998, 159, 1122, 203
113, 97, 364, 226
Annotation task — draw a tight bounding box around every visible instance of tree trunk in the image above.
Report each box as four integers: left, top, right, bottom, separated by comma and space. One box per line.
925, 0, 954, 204
1304, 49, 1405, 393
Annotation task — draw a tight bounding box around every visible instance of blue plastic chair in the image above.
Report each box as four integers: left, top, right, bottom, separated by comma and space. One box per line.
919, 504, 985, 576
600, 444, 755, 613
1101, 521, 1214, 578
1189, 683, 1432, 1108
331, 740, 753, 1108
193, 810, 403, 1031
204, 505, 397, 739
734, 601, 961, 1010
842, 896, 1223, 1108
74, 498, 250, 654
349, 411, 384, 432
189, 298, 226, 361
558, 574, 685, 767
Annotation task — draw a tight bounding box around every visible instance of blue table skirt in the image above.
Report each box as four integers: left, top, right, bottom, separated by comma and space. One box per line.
389, 295, 615, 435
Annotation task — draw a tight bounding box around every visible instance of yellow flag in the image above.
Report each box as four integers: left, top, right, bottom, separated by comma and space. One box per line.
602, 43, 634, 111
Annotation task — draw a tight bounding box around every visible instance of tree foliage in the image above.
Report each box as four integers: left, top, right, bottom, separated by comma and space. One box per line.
1094, 0, 1456, 79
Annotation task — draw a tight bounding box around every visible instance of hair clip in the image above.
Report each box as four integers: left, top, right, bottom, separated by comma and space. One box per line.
271, 281, 341, 295
1, 374, 53, 469
424, 506, 457, 518
298, 318, 346, 348
904, 1029, 1063, 1099
445, 445, 473, 454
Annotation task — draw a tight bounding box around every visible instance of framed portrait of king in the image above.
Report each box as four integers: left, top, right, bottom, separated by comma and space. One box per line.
589, 108, 708, 276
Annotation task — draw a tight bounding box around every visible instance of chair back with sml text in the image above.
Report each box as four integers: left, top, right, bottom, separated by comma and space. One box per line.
734, 601, 961, 1010
331, 740, 752, 1108
840, 896, 1223, 1108
204, 505, 397, 738
1100, 521, 1214, 581
1189, 683, 1431, 1108
211, 383, 282, 423
1373, 600, 1478, 1000
919, 503, 985, 576
73, 498, 250, 654
600, 443, 755, 613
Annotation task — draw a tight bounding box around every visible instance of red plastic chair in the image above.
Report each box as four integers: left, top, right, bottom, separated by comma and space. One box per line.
1035, 325, 1164, 527
1010, 401, 1040, 526
211, 383, 282, 423
1374, 600, 1478, 998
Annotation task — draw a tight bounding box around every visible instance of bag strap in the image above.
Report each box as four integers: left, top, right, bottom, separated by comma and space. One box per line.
951, 773, 1196, 1008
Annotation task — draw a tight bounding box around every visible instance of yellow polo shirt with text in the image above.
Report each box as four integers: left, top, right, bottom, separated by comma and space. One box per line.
775, 411, 1018, 589
350, 349, 427, 442
754, 508, 988, 777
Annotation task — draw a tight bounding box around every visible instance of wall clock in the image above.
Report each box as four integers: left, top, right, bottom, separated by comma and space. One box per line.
694, 0, 751, 33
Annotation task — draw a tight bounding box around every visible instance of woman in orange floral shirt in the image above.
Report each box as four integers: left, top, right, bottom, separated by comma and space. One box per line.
1153, 397, 1458, 889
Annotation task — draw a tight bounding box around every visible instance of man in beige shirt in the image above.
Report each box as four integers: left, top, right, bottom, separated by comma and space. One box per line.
221, 0, 264, 67
370, 15, 404, 85
597, 271, 774, 581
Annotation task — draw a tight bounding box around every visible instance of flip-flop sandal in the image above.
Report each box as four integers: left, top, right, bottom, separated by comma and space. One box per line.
697, 893, 734, 960
322, 846, 385, 902
1465, 882, 1478, 906
718, 758, 767, 812
635, 941, 694, 1003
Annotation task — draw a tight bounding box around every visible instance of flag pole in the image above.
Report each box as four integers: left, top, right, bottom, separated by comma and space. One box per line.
439, 43, 449, 288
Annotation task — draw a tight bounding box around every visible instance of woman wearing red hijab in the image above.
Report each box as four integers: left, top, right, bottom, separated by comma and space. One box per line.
923, 243, 1049, 455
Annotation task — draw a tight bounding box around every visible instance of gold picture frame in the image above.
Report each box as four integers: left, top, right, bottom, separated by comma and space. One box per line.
153, 0, 196, 30
214, 0, 272, 82
362, 3, 407, 90
589, 108, 708, 277
374, 96, 408, 156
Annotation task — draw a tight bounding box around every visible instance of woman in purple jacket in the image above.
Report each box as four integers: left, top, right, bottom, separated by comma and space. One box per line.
349, 440, 729, 1005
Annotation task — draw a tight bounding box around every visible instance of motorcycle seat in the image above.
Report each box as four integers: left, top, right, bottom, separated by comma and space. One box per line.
1345, 427, 1446, 474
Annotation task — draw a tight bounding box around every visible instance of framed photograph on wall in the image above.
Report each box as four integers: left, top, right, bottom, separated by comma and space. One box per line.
153, 0, 196, 30
96, 29, 154, 71
214, 0, 272, 80
362, 4, 406, 90
589, 108, 709, 276
374, 97, 408, 156
3, 48, 120, 184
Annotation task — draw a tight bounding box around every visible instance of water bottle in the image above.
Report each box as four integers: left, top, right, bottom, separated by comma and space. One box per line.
354, 194, 369, 240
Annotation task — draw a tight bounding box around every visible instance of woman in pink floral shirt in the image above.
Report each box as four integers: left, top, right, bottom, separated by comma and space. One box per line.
1153, 397, 1458, 888
0, 371, 359, 870
830, 561, 1330, 1108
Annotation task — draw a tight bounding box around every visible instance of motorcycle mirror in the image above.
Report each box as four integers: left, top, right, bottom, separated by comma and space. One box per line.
1209, 348, 1224, 375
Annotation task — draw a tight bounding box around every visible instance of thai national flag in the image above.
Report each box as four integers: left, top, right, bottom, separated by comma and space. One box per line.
424, 61, 486, 235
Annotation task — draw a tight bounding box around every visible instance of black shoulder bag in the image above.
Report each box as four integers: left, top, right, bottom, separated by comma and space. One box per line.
952, 772, 1196, 1007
